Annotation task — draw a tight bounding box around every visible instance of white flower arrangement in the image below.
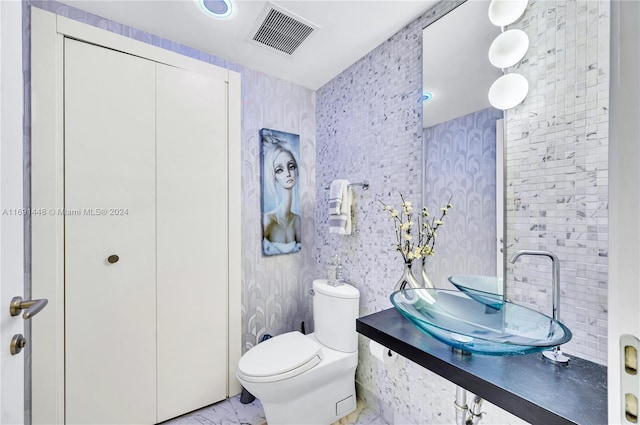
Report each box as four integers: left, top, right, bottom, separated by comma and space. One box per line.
380, 194, 452, 263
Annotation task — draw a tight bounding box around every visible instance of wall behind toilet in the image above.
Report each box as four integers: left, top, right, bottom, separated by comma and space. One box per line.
23, 0, 316, 361
315, 0, 609, 423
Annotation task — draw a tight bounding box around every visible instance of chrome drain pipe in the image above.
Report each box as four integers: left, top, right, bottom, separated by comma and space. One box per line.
468, 394, 484, 425
454, 386, 468, 425
455, 386, 484, 425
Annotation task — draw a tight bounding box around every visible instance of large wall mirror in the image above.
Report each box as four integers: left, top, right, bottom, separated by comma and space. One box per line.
422, 0, 505, 288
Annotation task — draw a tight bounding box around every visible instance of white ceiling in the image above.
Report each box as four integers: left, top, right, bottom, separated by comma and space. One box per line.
56, 0, 439, 90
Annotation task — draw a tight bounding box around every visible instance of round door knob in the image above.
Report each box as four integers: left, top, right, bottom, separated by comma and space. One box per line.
107, 255, 119, 264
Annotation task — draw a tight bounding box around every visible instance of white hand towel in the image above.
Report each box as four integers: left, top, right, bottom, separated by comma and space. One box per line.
329, 180, 349, 215
330, 185, 352, 235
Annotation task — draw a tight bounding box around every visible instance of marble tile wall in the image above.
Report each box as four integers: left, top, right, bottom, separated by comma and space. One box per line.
316, 0, 609, 423
315, 1, 463, 318
504, 0, 609, 364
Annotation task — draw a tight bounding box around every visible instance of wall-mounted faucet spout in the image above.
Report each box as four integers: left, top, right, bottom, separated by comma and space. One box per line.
509, 249, 570, 364
509, 250, 560, 321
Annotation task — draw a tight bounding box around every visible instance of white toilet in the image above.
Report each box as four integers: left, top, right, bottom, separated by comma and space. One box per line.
237, 279, 360, 425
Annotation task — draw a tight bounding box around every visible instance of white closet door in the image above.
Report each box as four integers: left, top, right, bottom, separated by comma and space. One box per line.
156, 62, 229, 422
64, 38, 157, 424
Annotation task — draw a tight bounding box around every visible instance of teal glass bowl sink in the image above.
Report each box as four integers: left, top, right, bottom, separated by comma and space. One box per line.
390, 288, 572, 355
448, 275, 504, 309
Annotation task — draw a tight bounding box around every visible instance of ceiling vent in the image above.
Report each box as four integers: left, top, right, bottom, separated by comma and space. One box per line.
249, 3, 319, 55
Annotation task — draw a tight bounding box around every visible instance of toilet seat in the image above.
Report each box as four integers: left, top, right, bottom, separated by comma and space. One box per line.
237, 331, 323, 383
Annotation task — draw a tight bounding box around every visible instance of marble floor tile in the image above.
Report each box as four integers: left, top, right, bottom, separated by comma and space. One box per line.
227, 395, 268, 425
161, 395, 381, 425
161, 395, 265, 425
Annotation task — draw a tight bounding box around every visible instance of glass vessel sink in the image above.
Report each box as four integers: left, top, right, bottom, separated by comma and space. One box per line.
448, 275, 503, 309
390, 288, 572, 355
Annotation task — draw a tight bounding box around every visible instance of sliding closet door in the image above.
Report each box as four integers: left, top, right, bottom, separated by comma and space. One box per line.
155, 63, 229, 421
64, 38, 157, 424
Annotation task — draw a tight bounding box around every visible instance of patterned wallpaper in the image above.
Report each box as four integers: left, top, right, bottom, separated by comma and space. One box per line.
316, 0, 609, 423
424, 107, 503, 288
23, 0, 316, 358
239, 69, 316, 349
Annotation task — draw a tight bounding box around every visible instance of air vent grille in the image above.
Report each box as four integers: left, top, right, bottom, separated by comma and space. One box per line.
252, 8, 315, 55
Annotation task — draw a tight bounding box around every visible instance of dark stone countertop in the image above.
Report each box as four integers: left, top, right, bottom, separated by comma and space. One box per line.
356, 308, 607, 425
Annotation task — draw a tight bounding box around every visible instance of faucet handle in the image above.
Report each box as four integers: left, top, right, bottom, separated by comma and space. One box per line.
542, 346, 570, 363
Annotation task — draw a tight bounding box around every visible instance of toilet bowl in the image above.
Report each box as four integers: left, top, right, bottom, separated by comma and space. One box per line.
236, 279, 360, 425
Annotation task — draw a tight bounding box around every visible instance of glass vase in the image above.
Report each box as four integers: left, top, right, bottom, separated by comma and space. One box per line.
394, 261, 423, 291
421, 257, 436, 288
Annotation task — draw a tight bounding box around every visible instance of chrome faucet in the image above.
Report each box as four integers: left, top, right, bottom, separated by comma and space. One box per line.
509, 249, 569, 363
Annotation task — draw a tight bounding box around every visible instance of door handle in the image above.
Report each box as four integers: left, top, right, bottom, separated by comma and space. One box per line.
10, 296, 48, 319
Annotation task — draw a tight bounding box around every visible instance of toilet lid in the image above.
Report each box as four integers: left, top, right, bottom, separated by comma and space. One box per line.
237, 331, 322, 383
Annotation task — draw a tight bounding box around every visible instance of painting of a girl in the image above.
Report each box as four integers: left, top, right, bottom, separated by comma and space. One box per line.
260, 128, 302, 256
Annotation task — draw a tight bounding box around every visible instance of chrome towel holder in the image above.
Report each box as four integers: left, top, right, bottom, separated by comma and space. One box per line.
324, 180, 369, 191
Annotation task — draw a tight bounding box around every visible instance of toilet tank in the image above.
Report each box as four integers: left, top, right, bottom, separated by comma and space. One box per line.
312, 279, 360, 353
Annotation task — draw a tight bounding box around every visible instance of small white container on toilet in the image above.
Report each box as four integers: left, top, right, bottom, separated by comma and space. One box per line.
236, 279, 360, 425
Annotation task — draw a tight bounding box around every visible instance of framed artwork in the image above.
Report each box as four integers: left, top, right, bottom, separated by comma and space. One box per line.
260, 128, 302, 256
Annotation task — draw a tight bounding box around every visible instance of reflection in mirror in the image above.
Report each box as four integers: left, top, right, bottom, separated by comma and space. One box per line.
422, 0, 505, 289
